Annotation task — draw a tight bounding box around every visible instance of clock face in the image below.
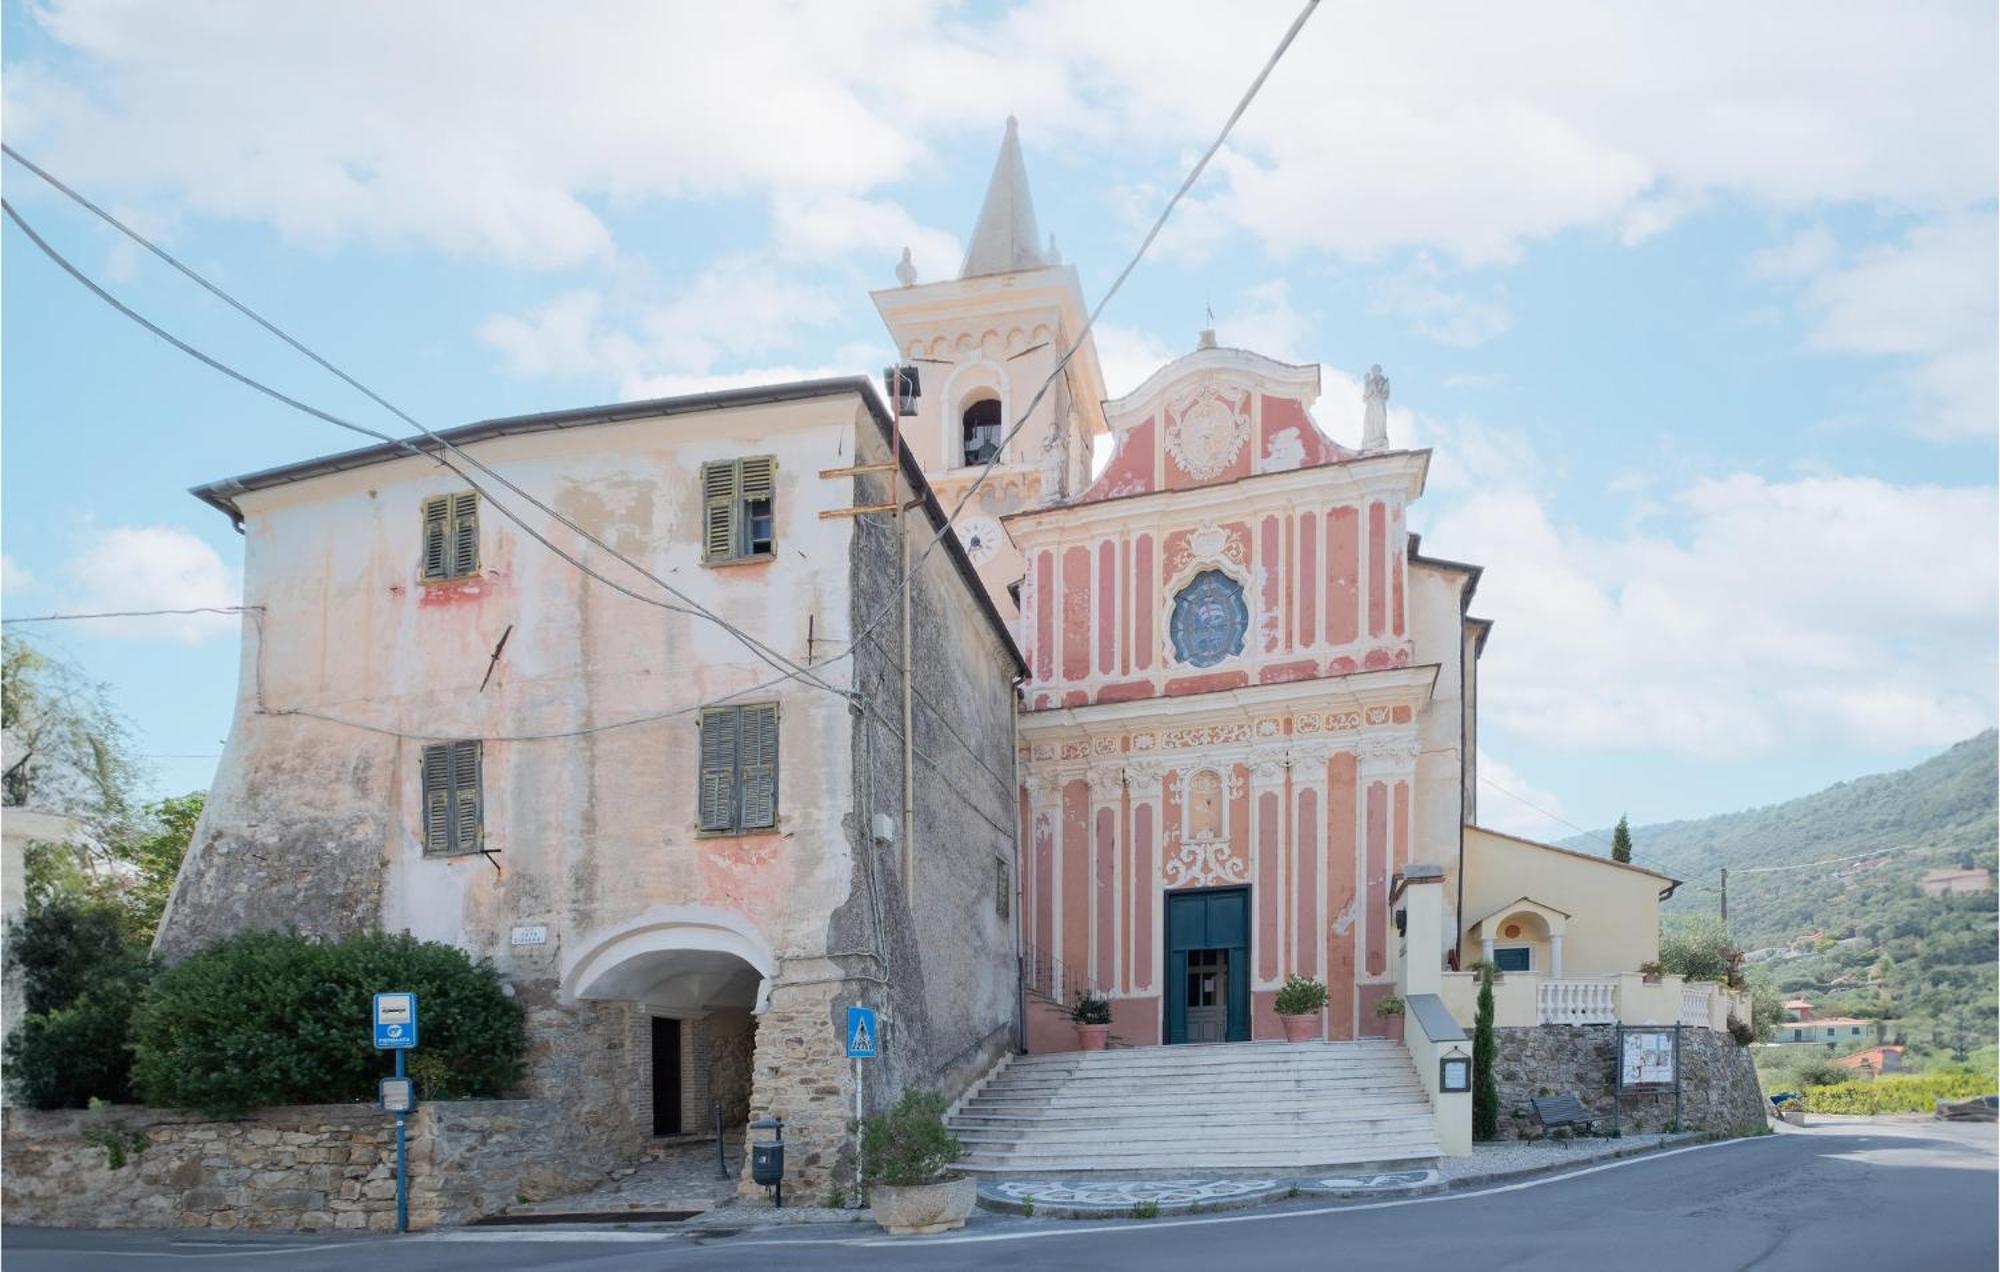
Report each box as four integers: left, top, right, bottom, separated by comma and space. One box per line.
958, 516, 1005, 565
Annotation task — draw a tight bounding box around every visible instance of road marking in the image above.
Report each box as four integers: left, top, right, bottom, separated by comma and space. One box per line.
0, 1242, 378, 1261
722, 1135, 1780, 1250
412, 1231, 684, 1243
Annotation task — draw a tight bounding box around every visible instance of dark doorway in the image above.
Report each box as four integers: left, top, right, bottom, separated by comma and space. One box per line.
1166, 888, 1251, 1044
651, 1016, 682, 1136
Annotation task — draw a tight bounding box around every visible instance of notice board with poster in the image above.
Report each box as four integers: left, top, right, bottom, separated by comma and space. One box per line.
1611, 1024, 1683, 1135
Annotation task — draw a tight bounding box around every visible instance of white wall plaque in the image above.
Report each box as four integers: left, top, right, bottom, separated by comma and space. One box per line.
510, 925, 549, 946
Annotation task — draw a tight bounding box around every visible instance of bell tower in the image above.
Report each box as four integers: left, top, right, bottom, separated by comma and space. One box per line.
872, 118, 1109, 617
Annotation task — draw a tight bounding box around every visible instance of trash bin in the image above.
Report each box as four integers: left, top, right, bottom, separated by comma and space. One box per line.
749, 1116, 785, 1207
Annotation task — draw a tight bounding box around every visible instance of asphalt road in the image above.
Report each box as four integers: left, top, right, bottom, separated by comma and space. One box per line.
7, 1118, 1995, 1271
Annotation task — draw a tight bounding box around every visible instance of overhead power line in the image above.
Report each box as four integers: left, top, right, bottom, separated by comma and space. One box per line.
3, 606, 257, 624
836, 0, 1324, 662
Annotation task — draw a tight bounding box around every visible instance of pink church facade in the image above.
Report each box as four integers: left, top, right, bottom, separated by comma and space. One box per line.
1010, 347, 1472, 1047
874, 119, 1486, 1053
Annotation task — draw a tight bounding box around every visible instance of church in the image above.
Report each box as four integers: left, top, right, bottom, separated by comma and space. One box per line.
878, 118, 1485, 1048
158, 116, 1745, 1206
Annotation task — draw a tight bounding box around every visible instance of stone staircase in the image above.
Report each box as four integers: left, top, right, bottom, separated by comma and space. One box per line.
948, 1039, 1441, 1175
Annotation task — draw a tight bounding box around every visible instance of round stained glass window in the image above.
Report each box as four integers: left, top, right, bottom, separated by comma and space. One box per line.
1169, 570, 1249, 668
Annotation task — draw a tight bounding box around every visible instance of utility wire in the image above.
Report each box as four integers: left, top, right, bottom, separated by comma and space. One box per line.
0, 160, 851, 709
0, 195, 851, 712
836, 0, 1323, 662
1729, 844, 1917, 875
3, 606, 257, 624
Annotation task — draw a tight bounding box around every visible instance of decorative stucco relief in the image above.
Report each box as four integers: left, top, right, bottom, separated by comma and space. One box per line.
1165, 384, 1250, 481
1162, 836, 1252, 889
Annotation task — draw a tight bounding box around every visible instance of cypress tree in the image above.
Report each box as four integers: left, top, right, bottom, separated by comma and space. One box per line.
1611, 814, 1633, 864
1472, 964, 1499, 1140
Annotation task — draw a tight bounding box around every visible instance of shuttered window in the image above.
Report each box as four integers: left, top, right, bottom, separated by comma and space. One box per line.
421, 492, 480, 580
697, 704, 779, 833
420, 740, 482, 854
700, 457, 776, 563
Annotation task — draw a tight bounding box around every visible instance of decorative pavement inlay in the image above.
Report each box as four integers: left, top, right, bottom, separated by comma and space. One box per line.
988, 1178, 1283, 1210
1308, 1168, 1439, 1192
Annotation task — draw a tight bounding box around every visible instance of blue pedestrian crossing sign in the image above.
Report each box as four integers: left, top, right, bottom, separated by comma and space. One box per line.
845, 1006, 878, 1059
373, 991, 418, 1050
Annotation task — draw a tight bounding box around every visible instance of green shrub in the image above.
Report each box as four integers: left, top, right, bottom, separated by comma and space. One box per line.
1801, 1069, 1990, 1115
2, 896, 153, 1108
3, 984, 146, 1108
1794, 1056, 1849, 1088
131, 930, 522, 1116
1726, 1015, 1755, 1046
1660, 914, 1741, 986
1274, 975, 1328, 1016
860, 1088, 962, 1188
1070, 992, 1112, 1025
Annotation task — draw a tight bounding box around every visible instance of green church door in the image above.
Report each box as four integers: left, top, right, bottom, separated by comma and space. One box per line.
1166, 888, 1251, 1044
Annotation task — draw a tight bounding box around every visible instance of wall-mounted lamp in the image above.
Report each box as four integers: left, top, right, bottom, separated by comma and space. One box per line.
1439, 1047, 1472, 1094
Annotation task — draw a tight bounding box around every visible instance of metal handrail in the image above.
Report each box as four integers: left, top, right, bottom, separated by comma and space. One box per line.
1021, 940, 1104, 1009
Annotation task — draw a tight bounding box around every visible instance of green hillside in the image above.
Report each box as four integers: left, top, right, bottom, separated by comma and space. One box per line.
1565, 731, 1998, 1066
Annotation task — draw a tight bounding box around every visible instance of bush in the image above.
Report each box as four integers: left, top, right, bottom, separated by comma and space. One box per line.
1274, 975, 1328, 1016
1726, 1015, 1756, 1046
4, 985, 146, 1108
2, 896, 153, 1108
1793, 1056, 1850, 1088
860, 1089, 963, 1188
1802, 1070, 1991, 1115
131, 930, 522, 1116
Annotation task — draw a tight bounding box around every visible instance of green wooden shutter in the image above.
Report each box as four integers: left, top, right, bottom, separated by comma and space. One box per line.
421, 742, 450, 851
449, 493, 479, 577
451, 740, 482, 853
702, 461, 739, 562
698, 708, 739, 831
739, 455, 775, 555
421, 497, 450, 579
738, 703, 778, 829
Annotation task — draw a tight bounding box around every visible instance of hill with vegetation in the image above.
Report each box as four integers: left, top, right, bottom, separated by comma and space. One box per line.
1565, 731, 1998, 1071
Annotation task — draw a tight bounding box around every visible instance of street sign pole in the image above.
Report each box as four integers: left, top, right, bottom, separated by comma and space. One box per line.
853, 1055, 863, 1209
844, 1005, 877, 1211
394, 1047, 408, 1234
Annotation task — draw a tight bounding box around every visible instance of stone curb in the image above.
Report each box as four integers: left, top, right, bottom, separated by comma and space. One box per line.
1435, 1132, 1703, 1194
976, 1184, 1289, 1221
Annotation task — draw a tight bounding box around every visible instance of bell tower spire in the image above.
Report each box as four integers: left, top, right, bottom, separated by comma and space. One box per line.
960, 117, 1046, 279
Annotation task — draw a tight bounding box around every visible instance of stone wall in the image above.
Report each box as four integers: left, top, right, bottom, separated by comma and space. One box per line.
1493, 1025, 1768, 1139
2, 1098, 609, 1233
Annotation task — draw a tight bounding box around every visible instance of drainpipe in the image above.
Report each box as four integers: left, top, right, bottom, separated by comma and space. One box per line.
1012, 674, 1026, 1053
896, 417, 916, 897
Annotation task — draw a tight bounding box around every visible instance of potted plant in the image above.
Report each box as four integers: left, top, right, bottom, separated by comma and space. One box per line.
1373, 994, 1406, 1041
1639, 960, 1665, 984
860, 1089, 975, 1235
1466, 957, 1502, 982
1071, 991, 1112, 1050
1273, 974, 1328, 1042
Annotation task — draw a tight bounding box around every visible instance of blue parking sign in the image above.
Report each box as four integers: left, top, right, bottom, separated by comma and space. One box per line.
845, 1006, 877, 1059
373, 991, 418, 1050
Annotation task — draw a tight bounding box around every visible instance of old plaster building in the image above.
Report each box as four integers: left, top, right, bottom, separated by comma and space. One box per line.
163, 380, 1022, 1192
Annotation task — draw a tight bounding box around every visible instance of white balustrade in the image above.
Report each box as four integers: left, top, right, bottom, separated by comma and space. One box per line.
1680, 985, 1715, 1029
1536, 978, 1617, 1025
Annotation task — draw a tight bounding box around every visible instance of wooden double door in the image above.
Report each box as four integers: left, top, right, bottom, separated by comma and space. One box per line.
1166, 887, 1251, 1044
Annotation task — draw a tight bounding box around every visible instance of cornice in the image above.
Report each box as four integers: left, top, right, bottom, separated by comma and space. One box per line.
1016, 664, 1440, 738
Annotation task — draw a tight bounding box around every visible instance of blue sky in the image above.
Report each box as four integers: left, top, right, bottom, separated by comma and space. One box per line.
3, 1, 1995, 840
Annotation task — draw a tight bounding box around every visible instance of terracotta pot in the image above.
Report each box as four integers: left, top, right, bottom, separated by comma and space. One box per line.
871, 1175, 977, 1235
1374, 1012, 1405, 1042
1280, 1012, 1319, 1043
1075, 1023, 1110, 1051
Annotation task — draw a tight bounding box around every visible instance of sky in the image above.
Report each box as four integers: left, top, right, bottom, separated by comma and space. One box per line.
2, 0, 1996, 843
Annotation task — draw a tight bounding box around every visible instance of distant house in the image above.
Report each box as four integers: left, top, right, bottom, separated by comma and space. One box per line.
1772, 1016, 1882, 1048
1784, 999, 1815, 1022
1837, 1045, 1904, 1075
1919, 867, 1992, 898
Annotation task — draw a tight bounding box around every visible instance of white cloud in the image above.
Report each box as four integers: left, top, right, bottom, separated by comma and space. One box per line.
61, 526, 241, 644
1370, 255, 1514, 347
1215, 280, 1310, 362
1783, 214, 1998, 442
15, 1, 1989, 274
770, 192, 960, 282
479, 259, 846, 397
1423, 473, 1998, 762
2, 554, 38, 593
1093, 323, 1179, 400
1475, 754, 1574, 842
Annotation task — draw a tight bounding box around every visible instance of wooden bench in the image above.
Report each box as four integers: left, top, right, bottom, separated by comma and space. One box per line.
1529, 1095, 1596, 1142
